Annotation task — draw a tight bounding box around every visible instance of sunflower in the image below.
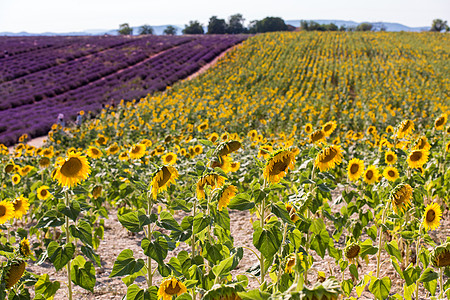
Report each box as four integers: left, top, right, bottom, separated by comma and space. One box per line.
390, 183, 413, 214
258, 145, 273, 160
363, 165, 379, 185
285, 252, 303, 273
162, 152, 177, 165
42, 147, 54, 158
434, 114, 447, 130
216, 140, 242, 156
12, 196, 30, 219
345, 242, 361, 260
53, 152, 91, 188
407, 149, 429, 169
86, 146, 102, 159
309, 130, 326, 144
430, 242, 450, 268
196, 173, 226, 200
118, 151, 129, 161
20, 238, 32, 257
38, 157, 51, 168
12, 174, 21, 185
263, 149, 296, 184
384, 150, 397, 165
412, 136, 431, 151
248, 130, 258, 140
210, 155, 232, 173
286, 203, 300, 222
4, 163, 14, 173
322, 121, 337, 137
150, 166, 178, 199
383, 166, 399, 182
95, 134, 108, 146
366, 126, 377, 136
19, 165, 33, 176
197, 121, 208, 132
209, 132, 219, 143
37, 185, 51, 200
396, 120, 414, 139
422, 203, 442, 231
4, 261, 26, 288
107, 143, 120, 155
129, 144, 146, 160
193, 145, 203, 155
386, 125, 394, 134
92, 186, 102, 199
0, 200, 14, 224
315, 145, 343, 172
230, 161, 240, 172
157, 277, 187, 300
304, 123, 313, 134
217, 184, 238, 211
447, 141, 450, 152
347, 158, 364, 181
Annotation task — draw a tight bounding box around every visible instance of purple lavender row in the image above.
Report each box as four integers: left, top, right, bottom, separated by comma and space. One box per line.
0, 36, 194, 110
0, 36, 139, 83
0, 35, 248, 146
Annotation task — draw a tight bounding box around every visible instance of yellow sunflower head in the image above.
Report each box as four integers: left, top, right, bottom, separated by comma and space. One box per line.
434, 113, 447, 131
446, 141, 450, 152
285, 252, 303, 273
384, 150, 397, 165
390, 183, 413, 214
19, 165, 33, 176
0, 200, 14, 224
157, 277, 187, 300
322, 121, 337, 137
386, 125, 394, 134
309, 130, 326, 144
4, 163, 15, 173
37, 185, 52, 200
12, 195, 30, 219
216, 140, 242, 157
422, 203, 442, 231
162, 152, 177, 165
107, 143, 120, 155
366, 126, 377, 136
347, 158, 364, 181
196, 173, 226, 200
315, 145, 343, 172
412, 136, 431, 151
363, 165, 379, 185
230, 161, 240, 172
210, 155, 232, 173
248, 130, 258, 140
20, 238, 32, 257
129, 143, 146, 160
217, 184, 238, 211
53, 152, 91, 188
396, 120, 414, 139
304, 123, 313, 134
209, 132, 219, 143
4, 261, 26, 288
431, 242, 450, 268
263, 149, 296, 184
12, 174, 21, 185
407, 149, 429, 169
150, 166, 178, 199
95, 134, 108, 146
92, 185, 103, 199
383, 166, 399, 182
286, 203, 300, 222
258, 145, 273, 160
86, 146, 103, 159
193, 145, 203, 155
197, 121, 208, 132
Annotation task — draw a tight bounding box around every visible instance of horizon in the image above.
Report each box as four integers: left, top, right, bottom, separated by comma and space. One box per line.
0, 0, 449, 34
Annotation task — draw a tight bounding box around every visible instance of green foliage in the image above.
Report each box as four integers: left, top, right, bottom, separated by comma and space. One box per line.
182, 20, 204, 34
248, 17, 288, 33
118, 23, 133, 35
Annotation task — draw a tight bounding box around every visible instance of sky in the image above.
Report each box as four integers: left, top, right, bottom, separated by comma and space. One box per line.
0, 0, 449, 33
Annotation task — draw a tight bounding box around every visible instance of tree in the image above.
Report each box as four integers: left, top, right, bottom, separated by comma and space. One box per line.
138, 25, 154, 35
249, 17, 288, 33
356, 22, 373, 31
118, 23, 133, 35
227, 14, 246, 34
207, 16, 227, 34
182, 20, 204, 34
431, 19, 448, 32
163, 25, 177, 35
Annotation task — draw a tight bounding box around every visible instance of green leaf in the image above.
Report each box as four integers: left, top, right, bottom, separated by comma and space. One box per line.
360, 239, 378, 258
424, 278, 437, 296
36, 210, 65, 228
270, 202, 293, 224
158, 211, 182, 232
288, 229, 303, 250
310, 228, 329, 258
384, 240, 402, 261
403, 283, 416, 300
369, 276, 391, 300
126, 284, 158, 300
110, 249, 145, 278
253, 225, 282, 260
349, 264, 358, 281
81, 245, 101, 267
47, 242, 75, 271
34, 274, 60, 300
141, 237, 168, 265
228, 193, 255, 211
341, 279, 354, 297
418, 267, 438, 283
366, 225, 378, 241
403, 264, 421, 286
57, 201, 81, 222
237, 290, 271, 300
69, 221, 93, 247
193, 213, 211, 234
212, 254, 235, 279
118, 211, 143, 233
70, 255, 96, 292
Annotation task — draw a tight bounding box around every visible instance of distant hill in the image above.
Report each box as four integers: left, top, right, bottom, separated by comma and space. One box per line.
0, 20, 430, 36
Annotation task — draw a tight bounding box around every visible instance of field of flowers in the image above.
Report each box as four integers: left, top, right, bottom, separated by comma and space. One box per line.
0, 35, 247, 146
0, 31, 449, 299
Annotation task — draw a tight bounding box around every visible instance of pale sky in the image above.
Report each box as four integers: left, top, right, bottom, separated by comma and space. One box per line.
0, 0, 449, 33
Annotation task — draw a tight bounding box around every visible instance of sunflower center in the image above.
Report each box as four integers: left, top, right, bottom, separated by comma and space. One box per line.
350, 163, 359, 174
366, 170, 374, 180
211, 136, 218, 142
60, 157, 83, 177
165, 155, 173, 162
324, 124, 332, 132
426, 209, 436, 223
436, 117, 445, 127
131, 146, 141, 154
436, 251, 450, 267
401, 121, 411, 132
0, 205, 6, 217
410, 151, 422, 162
271, 160, 289, 175
388, 170, 395, 177
311, 131, 324, 142
157, 167, 172, 188
40, 190, 48, 197
287, 258, 296, 267
387, 154, 394, 162
164, 283, 181, 295
13, 200, 22, 211
5, 165, 14, 173
346, 245, 360, 259
319, 148, 338, 163
92, 148, 99, 155
98, 137, 105, 144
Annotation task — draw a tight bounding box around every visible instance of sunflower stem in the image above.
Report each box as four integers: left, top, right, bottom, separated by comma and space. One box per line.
376, 202, 389, 278
64, 190, 73, 300
147, 191, 153, 288
259, 197, 266, 286
439, 267, 444, 300
276, 223, 289, 291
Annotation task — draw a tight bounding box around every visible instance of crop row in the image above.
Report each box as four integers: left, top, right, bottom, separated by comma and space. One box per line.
0, 35, 247, 146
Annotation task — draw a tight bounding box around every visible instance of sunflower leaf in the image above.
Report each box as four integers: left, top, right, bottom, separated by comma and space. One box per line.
47, 241, 75, 271
69, 221, 93, 247
70, 255, 96, 292
34, 274, 60, 300
126, 284, 157, 300
110, 249, 145, 278
36, 210, 65, 228
418, 267, 438, 283
368, 276, 391, 300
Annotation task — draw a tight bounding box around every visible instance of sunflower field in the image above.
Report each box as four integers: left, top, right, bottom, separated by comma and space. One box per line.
0, 31, 449, 300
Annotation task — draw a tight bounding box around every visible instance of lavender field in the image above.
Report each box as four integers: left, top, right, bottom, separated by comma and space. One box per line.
0, 35, 248, 146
